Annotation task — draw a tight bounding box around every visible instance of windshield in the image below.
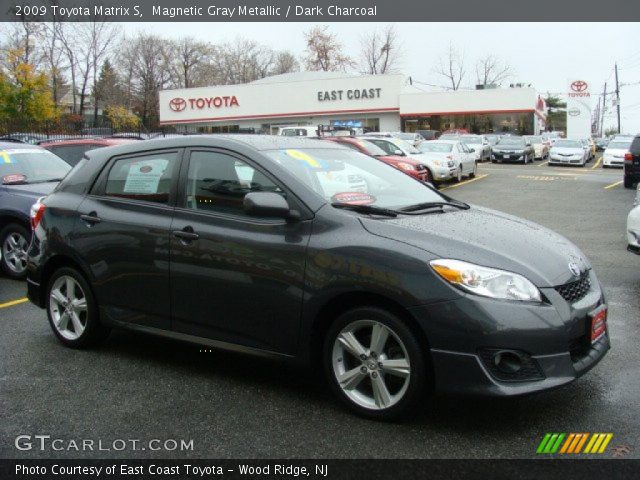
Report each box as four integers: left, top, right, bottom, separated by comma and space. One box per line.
553, 140, 581, 148
526, 136, 543, 143
365, 138, 421, 155
460, 136, 481, 144
0, 148, 71, 184
394, 133, 415, 141
263, 148, 445, 209
418, 142, 453, 153
607, 142, 630, 150
497, 137, 525, 147
349, 139, 389, 156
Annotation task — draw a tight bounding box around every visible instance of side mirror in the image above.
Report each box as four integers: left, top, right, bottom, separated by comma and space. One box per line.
393, 149, 404, 156
243, 192, 295, 220
469, 148, 476, 152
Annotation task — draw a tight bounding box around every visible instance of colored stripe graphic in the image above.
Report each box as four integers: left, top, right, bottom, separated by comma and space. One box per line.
538, 433, 613, 454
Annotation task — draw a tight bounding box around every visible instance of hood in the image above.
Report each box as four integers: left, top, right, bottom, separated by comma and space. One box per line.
360, 205, 590, 287
493, 145, 525, 152
378, 155, 411, 164
3, 181, 57, 199
551, 147, 583, 155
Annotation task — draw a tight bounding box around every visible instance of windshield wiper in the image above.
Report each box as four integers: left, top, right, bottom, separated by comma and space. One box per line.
31, 178, 65, 183
331, 203, 398, 217
400, 200, 470, 213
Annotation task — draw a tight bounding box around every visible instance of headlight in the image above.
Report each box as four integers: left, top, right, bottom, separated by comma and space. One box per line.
397, 162, 416, 171
430, 259, 542, 302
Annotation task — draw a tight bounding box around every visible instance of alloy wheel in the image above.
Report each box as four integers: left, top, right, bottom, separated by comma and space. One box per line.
49, 275, 88, 341
332, 320, 411, 410
2, 231, 29, 275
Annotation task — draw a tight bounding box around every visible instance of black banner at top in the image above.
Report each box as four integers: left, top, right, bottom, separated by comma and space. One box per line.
1, 0, 639, 22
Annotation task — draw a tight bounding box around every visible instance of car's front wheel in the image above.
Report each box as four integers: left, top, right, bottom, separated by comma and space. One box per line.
0, 223, 30, 279
324, 307, 428, 420
46, 267, 110, 348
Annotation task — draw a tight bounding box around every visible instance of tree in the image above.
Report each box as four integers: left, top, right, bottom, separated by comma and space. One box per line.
167, 37, 214, 89
104, 105, 140, 131
271, 51, 300, 76
475, 54, 513, 87
434, 43, 466, 90
303, 26, 354, 72
360, 25, 401, 74
93, 60, 122, 112
544, 94, 566, 132
0, 49, 57, 123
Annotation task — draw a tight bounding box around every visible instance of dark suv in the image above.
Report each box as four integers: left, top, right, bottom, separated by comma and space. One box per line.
27, 136, 609, 419
624, 135, 640, 189
0, 142, 70, 278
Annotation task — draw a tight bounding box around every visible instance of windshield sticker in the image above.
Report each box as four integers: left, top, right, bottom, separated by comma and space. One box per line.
2, 174, 26, 185
0, 151, 13, 164
284, 149, 325, 169
123, 158, 168, 194
331, 192, 376, 205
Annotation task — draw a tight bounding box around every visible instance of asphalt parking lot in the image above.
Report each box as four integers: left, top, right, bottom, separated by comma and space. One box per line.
1, 155, 639, 459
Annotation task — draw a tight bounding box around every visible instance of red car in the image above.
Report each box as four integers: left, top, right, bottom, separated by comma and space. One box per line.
323, 136, 432, 183
39, 138, 138, 167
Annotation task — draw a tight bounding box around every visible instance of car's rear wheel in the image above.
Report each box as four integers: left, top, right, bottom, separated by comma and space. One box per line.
0, 223, 30, 279
323, 307, 428, 420
46, 267, 110, 348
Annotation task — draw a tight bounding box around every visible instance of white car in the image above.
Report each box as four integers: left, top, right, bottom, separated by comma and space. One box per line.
628, 189, 640, 254
459, 135, 492, 162
524, 135, 550, 160
364, 131, 424, 147
279, 126, 319, 137
548, 139, 588, 167
363, 137, 459, 183
418, 140, 477, 180
602, 139, 632, 168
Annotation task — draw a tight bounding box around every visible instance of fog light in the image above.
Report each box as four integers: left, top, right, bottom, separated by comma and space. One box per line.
493, 351, 522, 373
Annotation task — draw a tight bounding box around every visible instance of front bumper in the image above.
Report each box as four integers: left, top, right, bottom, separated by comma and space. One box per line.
431, 165, 457, 181
549, 155, 583, 165
492, 152, 525, 162
603, 156, 624, 167
409, 270, 610, 396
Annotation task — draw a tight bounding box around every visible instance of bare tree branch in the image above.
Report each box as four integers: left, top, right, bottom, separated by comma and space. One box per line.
360, 25, 401, 75
475, 54, 513, 87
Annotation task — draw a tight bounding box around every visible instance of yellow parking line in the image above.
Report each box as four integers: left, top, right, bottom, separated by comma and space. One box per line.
591, 157, 602, 169
0, 297, 28, 309
537, 161, 549, 167
604, 180, 623, 190
440, 174, 488, 190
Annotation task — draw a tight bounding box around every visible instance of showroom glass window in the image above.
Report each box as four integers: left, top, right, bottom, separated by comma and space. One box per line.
104, 151, 178, 204
186, 150, 283, 216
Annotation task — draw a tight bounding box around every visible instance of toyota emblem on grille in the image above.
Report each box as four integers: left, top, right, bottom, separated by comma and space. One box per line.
568, 262, 581, 277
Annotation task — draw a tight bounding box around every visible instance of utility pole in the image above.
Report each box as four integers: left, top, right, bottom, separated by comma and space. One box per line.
600, 82, 607, 137
614, 63, 621, 133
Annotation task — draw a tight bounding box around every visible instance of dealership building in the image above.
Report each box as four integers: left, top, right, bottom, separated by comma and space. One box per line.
159, 71, 547, 135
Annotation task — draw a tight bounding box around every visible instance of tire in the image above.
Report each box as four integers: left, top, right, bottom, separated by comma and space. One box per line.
456, 166, 462, 182
469, 161, 477, 178
323, 307, 428, 420
624, 175, 635, 189
0, 223, 30, 279
46, 267, 110, 348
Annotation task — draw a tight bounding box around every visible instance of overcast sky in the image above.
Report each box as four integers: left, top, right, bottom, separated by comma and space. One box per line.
125, 22, 640, 134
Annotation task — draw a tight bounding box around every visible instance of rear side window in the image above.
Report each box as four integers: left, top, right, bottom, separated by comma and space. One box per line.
631, 137, 640, 154
104, 152, 179, 204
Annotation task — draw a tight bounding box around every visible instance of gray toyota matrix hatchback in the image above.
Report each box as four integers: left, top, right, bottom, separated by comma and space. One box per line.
27, 136, 610, 419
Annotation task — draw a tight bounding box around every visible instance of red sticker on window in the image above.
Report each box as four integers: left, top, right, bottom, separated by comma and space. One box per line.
331, 192, 376, 205
2, 174, 26, 185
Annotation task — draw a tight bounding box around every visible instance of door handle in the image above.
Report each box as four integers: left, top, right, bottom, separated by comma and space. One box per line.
80, 213, 101, 225
172, 228, 199, 242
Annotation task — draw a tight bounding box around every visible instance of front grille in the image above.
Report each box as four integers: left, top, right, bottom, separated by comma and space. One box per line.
554, 273, 591, 303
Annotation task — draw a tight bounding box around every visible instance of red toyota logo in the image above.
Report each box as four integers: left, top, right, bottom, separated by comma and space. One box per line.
169, 97, 187, 112
571, 81, 588, 93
